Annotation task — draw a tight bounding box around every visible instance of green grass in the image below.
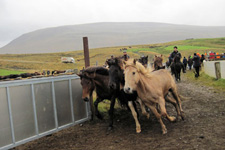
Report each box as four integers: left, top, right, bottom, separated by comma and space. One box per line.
0, 69, 25, 76
184, 69, 225, 92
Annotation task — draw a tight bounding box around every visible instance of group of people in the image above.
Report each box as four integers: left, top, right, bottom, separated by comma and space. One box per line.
169, 46, 203, 78
111, 46, 203, 78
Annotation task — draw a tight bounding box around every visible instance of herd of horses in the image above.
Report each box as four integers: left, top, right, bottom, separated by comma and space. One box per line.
78, 55, 185, 134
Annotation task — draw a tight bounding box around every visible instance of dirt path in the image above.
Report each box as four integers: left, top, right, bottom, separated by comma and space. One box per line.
14, 75, 225, 150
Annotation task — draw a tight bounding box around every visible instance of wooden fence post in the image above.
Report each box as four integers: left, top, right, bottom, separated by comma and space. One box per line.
83, 37, 94, 120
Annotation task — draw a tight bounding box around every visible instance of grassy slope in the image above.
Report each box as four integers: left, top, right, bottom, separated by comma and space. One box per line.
185, 69, 225, 92
0, 37, 225, 73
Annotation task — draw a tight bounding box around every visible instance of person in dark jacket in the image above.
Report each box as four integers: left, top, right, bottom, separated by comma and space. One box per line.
169, 46, 186, 73
183, 56, 187, 71
200, 54, 205, 66
193, 53, 201, 77
169, 46, 181, 64
121, 51, 130, 61
187, 56, 193, 70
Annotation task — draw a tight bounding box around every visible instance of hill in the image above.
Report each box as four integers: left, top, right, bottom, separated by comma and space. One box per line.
1, 22, 225, 54
0, 37, 225, 73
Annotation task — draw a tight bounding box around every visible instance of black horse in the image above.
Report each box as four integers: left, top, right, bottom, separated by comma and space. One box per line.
106, 58, 152, 132
138, 55, 148, 68
170, 55, 184, 81
106, 58, 139, 112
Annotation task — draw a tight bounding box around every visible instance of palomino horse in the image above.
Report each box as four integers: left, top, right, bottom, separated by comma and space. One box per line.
153, 55, 165, 70
123, 59, 184, 134
78, 66, 127, 130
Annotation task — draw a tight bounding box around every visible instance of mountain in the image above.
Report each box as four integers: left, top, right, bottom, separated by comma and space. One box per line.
1, 22, 225, 54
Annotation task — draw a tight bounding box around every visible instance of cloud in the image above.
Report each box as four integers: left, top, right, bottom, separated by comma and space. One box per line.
1, 0, 225, 47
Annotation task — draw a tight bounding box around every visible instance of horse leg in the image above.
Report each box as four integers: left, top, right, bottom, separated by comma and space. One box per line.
94, 97, 103, 120
178, 71, 181, 81
137, 98, 150, 119
170, 88, 184, 120
146, 103, 167, 134
165, 94, 181, 121
108, 97, 116, 130
175, 71, 178, 81
128, 101, 141, 133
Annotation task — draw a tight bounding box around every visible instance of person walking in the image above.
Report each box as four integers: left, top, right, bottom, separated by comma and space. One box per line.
193, 53, 201, 77
183, 56, 187, 71
187, 56, 193, 70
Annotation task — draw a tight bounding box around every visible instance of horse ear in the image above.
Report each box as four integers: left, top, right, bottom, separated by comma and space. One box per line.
147, 55, 148, 58
155, 55, 157, 57
133, 59, 136, 65
161, 54, 163, 57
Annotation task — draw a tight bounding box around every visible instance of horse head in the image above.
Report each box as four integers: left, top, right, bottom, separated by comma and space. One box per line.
123, 59, 142, 94
107, 57, 124, 90
138, 55, 148, 68
173, 53, 181, 63
78, 72, 95, 102
154, 55, 164, 70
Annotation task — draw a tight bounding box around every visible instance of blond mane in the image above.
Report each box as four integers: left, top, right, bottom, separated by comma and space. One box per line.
124, 59, 153, 78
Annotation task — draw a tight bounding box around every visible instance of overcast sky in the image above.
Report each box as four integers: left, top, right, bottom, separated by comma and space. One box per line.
1, 0, 225, 47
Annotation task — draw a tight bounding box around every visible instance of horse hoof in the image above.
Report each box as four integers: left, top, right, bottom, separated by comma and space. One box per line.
136, 129, 141, 133
181, 112, 185, 120
170, 116, 177, 122
162, 129, 167, 134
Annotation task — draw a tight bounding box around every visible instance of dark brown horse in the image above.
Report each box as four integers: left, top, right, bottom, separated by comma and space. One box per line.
78, 66, 127, 130
153, 55, 165, 70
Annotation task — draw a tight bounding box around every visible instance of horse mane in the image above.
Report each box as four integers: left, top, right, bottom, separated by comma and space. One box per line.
125, 59, 153, 78
83, 66, 109, 75
106, 57, 123, 70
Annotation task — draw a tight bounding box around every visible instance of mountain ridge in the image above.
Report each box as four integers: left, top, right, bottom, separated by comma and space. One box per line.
1, 22, 225, 54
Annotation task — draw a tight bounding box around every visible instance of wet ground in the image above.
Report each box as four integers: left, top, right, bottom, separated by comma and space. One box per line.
14, 75, 225, 150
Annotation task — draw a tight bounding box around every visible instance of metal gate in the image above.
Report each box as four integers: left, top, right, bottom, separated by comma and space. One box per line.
0, 75, 91, 150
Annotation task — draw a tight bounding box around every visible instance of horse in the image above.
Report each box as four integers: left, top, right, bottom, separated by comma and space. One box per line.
170, 54, 183, 81
138, 55, 148, 68
78, 66, 127, 130
123, 59, 184, 134
166, 60, 170, 68
106, 58, 150, 133
153, 55, 165, 70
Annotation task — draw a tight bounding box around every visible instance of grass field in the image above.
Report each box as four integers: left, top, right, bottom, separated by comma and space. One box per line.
0, 69, 25, 76
0, 37, 224, 74
184, 69, 225, 92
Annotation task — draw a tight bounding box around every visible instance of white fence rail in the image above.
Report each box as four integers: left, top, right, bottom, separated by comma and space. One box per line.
0, 75, 91, 150
203, 61, 225, 79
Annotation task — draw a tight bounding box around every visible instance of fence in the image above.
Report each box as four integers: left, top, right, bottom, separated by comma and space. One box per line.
203, 61, 225, 79
205, 54, 225, 61
0, 75, 91, 150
